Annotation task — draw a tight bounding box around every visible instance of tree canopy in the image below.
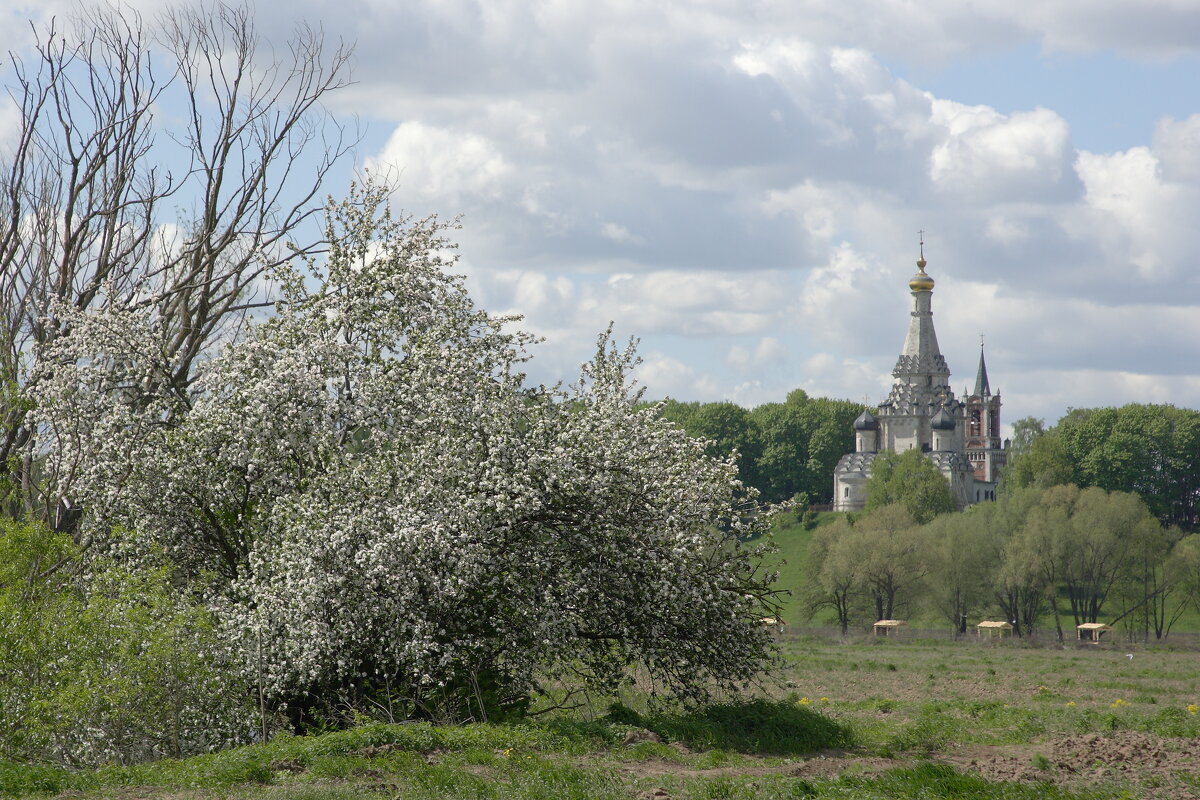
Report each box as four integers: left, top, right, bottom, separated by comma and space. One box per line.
863, 449, 957, 524
657, 392, 864, 505
1004, 404, 1200, 530
802, 483, 1189, 642
0, 3, 353, 523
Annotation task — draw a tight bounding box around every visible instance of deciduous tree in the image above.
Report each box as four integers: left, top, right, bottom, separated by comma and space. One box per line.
847, 504, 925, 621
31, 187, 780, 726
920, 508, 996, 634
864, 449, 956, 524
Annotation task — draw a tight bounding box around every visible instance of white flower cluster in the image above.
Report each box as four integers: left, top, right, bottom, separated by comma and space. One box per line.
30, 186, 778, 715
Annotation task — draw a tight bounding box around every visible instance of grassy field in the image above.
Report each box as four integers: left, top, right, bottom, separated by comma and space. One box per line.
762, 515, 820, 626
6, 634, 1200, 800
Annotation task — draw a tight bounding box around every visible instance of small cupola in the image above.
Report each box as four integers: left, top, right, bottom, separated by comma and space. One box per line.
931, 406, 955, 452
854, 410, 880, 430
931, 407, 955, 431
854, 409, 879, 454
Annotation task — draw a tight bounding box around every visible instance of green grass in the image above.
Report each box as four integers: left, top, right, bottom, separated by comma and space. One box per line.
2, 747, 1131, 800
608, 698, 854, 754
0, 720, 607, 798
7, 636, 1199, 799
763, 514, 818, 625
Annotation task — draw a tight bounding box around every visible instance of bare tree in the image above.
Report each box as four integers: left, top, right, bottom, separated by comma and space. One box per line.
0, 3, 353, 522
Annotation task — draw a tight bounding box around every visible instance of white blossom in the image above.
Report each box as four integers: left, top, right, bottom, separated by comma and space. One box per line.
29, 184, 779, 716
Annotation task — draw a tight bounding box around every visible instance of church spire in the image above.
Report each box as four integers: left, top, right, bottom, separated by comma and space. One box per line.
895, 240, 947, 382
974, 338, 991, 397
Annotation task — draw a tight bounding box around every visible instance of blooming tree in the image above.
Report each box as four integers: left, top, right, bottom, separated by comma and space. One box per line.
31, 186, 779, 723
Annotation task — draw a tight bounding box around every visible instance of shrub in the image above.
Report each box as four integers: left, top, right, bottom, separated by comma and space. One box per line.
0, 521, 254, 766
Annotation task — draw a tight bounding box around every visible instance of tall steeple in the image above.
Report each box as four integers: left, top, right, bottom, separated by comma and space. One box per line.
974, 340, 991, 397
888, 239, 952, 409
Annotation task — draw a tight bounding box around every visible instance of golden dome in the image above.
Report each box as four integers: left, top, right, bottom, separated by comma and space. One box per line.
909, 256, 934, 292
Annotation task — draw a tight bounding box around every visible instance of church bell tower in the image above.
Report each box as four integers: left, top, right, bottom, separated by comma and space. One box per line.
964, 342, 1005, 483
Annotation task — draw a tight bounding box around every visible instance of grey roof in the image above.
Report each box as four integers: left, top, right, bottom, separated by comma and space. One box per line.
854, 410, 880, 430
931, 407, 956, 431
927, 450, 974, 475
834, 451, 878, 478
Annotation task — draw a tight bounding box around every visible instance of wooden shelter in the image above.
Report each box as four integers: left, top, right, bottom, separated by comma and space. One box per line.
873, 619, 906, 637
1076, 622, 1112, 643
975, 620, 1013, 638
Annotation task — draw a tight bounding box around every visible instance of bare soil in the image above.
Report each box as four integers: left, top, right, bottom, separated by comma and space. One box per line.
607, 732, 1200, 799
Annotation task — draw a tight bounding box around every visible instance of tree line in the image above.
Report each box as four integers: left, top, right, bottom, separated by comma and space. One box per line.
1006, 404, 1200, 531
654, 391, 865, 505
803, 448, 1200, 642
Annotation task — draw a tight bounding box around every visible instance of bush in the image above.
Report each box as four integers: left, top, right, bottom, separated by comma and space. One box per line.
0, 521, 254, 766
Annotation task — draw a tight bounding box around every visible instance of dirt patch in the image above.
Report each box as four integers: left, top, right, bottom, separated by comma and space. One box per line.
783, 751, 897, 780
942, 731, 1200, 800
601, 749, 900, 781
607, 734, 1200, 799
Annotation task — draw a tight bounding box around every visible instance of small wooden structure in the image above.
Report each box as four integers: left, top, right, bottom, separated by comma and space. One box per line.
976, 620, 1013, 638
1076, 622, 1112, 643
873, 619, 906, 637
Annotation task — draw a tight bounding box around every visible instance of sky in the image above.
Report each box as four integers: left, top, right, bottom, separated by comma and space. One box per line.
6, 1, 1200, 433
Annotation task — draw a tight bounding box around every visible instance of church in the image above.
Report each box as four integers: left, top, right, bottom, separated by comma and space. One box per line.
832, 247, 1007, 511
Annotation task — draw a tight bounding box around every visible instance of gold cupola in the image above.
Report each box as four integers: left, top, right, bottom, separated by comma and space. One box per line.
909, 238, 934, 292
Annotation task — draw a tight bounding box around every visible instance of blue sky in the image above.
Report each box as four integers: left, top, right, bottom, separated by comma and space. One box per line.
896, 45, 1200, 154
6, 0, 1200, 433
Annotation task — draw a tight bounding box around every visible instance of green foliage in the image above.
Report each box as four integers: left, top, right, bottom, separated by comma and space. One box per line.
0, 759, 69, 796
921, 510, 997, 632
0, 519, 252, 767
839, 505, 926, 621
660, 400, 763, 492
1009, 404, 1200, 530
659, 394, 864, 505
882, 704, 956, 755
864, 450, 956, 524
1004, 429, 1075, 491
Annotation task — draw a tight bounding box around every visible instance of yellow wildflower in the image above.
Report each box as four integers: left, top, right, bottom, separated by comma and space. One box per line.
1188, 704, 1198, 715
798, 697, 811, 705
1065, 701, 1076, 708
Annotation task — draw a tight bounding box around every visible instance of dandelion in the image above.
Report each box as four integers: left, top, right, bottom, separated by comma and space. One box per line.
1065, 701, 1076, 708
1110, 699, 1127, 708
820, 697, 829, 704
798, 697, 811, 705
1188, 704, 1198, 715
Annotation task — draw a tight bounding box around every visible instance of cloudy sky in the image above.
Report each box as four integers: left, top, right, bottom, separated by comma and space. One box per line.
8, 1, 1200, 431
